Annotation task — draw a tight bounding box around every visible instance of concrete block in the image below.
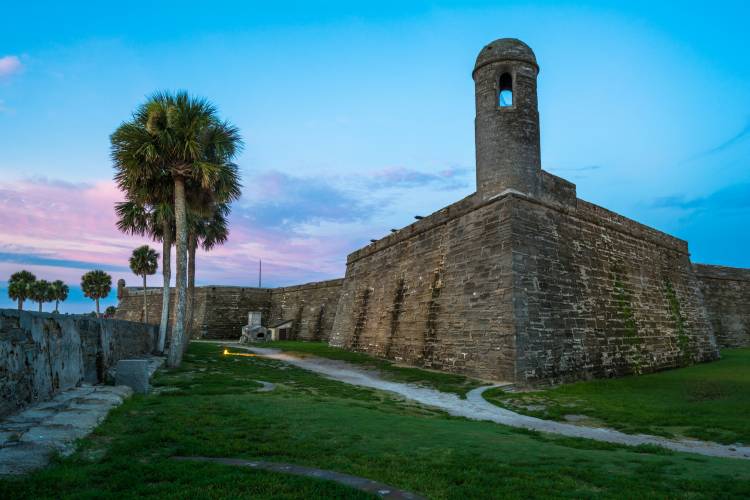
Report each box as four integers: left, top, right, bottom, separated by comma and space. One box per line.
115, 359, 151, 394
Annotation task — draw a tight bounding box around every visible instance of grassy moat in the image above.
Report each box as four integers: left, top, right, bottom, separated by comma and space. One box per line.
1, 342, 749, 499
484, 348, 750, 445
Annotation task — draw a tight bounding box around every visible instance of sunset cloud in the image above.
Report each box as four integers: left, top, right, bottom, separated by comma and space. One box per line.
0, 55, 22, 78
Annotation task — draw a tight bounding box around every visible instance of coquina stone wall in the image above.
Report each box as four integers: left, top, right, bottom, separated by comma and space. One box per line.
694, 264, 750, 348
510, 190, 718, 385
0, 309, 156, 418
330, 193, 517, 381
115, 279, 343, 341
329, 177, 722, 385
268, 280, 345, 341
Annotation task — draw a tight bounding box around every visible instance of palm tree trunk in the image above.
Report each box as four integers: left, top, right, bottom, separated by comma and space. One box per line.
168, 176, 188, 368
38, 301, 42, 313
18, 298, 22, 311
158, 219, 172, 353
142, 274, 148, 323
184, 231, 197, 351
55, 300, 59, 313
95, 298, 100, 317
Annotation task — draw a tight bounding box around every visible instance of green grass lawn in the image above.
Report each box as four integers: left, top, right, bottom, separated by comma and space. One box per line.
262, 340, 483, 397
2, 342, 749, 499
484, 348, 750, 445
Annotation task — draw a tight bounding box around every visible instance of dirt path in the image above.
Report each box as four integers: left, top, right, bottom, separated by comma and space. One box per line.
217, 342, 750, 461
173, 456, 425, 499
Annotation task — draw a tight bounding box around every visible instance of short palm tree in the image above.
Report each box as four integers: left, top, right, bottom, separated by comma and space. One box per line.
111, 91, 242, 368
29, 279, 52, 312
116, 198, 174, 352
81, 270, 112, 317
49, 280, 69, 313
129, 245, 159, 323
8, 270, 36, 310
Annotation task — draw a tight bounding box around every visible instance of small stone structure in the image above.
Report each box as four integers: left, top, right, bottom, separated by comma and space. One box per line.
114, 359, 152, 394
239, 311, 269, 343
0, 309, 157, 418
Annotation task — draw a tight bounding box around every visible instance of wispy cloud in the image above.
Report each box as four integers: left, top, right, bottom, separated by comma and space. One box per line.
241, 170, 373, 228
0, 55, 22, 78
682, 117, 750, 163
653, 182, 750, 212
367, 165, 471, 190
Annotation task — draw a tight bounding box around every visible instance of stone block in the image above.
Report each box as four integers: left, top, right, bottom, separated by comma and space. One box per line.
115, 359, 151, 394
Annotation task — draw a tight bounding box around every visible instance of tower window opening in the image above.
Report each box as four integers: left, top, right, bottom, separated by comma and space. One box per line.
498, 72, 513, 107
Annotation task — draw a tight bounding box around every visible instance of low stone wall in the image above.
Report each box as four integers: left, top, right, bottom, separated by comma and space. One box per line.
694, 264, 750, 348
0, 309, 156, 418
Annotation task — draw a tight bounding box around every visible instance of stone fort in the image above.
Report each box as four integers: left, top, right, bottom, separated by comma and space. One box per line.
117, 38, 750, 385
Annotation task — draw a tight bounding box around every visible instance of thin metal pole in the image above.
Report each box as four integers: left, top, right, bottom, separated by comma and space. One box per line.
259, 259, 262, 288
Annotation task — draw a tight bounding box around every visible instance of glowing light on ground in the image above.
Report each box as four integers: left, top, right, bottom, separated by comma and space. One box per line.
222, 348, 257, 358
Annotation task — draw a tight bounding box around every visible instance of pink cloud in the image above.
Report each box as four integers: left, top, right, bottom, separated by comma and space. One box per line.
0, 177, 353, 289
0, 55, 22, 78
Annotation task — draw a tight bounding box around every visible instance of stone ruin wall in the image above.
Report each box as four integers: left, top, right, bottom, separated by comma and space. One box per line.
0, 309, 156, 418
330, 193, 518, 381
694, 264, 750, 348
511, 189, 719, 385
115, 279, 344, 341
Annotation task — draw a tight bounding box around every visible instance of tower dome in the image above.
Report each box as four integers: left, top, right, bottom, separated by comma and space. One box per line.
474, 38, 538, 75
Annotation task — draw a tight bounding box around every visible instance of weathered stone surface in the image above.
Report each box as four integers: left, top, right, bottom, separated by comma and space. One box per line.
115, 359, 151, 394
0, 309, 156, 418
694, 264, 750, 348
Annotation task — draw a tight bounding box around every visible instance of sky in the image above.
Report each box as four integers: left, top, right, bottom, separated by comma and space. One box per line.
1, 0, 749, 313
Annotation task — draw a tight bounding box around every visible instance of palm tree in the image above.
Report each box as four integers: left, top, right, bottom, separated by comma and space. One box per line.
111, 91, 242, 368
8, 270, 36, 310
81, 270, 112, 317
185, 202, 229, 342
50, 280, 69, 313
129, 245, 159, 323
115, 198, 174, 353
29, 279, 52, 312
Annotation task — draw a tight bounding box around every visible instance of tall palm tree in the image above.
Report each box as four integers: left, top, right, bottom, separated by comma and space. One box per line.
129, 245, 159, 323
29, 279, 52, 312
185, 202, 229, 342
111, 91, 242, 368
50, 280, 69, 313
8, 270, 36, 310
81, 270, 112, 317
115, 198, 174, 353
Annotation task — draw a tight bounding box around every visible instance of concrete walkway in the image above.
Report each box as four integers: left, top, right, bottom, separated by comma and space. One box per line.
220, 342, 750, 461
0, 385, 133, 475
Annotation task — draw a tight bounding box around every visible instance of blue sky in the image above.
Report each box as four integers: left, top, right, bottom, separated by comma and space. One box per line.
1, 1, 749, 313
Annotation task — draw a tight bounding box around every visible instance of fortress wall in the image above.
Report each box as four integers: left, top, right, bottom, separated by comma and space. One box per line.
694, 264, 750, 348
511, 193, 719, 385
330, 195, 517, 381
268, 279, 344, 341
116, 280, 344, 341
115, 288, 206, 335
